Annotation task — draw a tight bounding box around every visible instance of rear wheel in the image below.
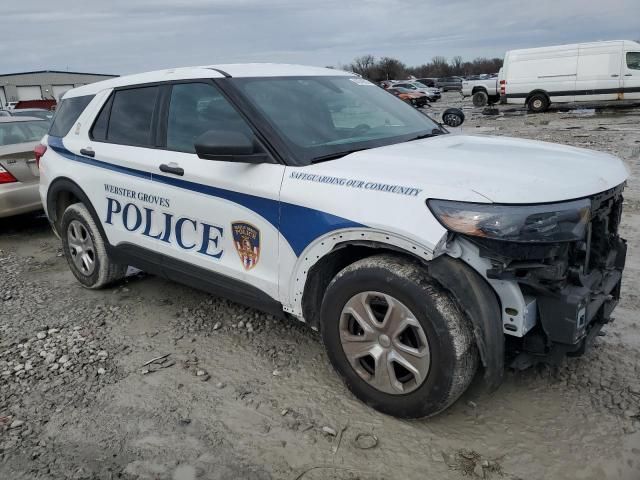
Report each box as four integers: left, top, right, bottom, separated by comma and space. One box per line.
527, 93, 549, 113
60, 203, 127, 289
320, 255, 478, 418
472, 90, 489, 107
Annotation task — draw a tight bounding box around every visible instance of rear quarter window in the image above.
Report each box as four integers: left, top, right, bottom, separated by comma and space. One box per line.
49, 95, 95, 137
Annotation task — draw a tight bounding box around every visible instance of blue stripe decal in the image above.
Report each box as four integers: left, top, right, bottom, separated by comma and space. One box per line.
47, 136, 363, 256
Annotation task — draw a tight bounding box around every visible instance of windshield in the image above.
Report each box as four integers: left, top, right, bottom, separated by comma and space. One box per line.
12, 110, 53, 121
0, 120, 49, 146
232, 76, 439, 163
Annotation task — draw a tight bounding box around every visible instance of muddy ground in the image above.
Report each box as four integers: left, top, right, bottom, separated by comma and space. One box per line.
1, 92, 640, 480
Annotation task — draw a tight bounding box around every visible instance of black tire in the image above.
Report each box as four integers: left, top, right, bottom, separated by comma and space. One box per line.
60, 203, 127, 289
320, 255, 478, 418
472, 90, 489, 107
527, 93, 549, 113
442, 108, 465, 128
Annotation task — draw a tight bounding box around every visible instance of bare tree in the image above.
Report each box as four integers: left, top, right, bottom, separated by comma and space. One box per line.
350, 54, 376, 78
375, 57, 407, 81
430, 56, 449, 77
450, 56, 463, 73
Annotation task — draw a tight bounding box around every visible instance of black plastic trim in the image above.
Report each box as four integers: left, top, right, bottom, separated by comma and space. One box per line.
428, 255, 504, 390
110, 243, 284, 318
506, 86, 640, 99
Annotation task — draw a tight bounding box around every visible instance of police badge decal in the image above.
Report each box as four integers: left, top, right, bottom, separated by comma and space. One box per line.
231, 222, 260, 270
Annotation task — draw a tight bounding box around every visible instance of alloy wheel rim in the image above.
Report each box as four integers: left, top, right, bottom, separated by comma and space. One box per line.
67, 220, 96, 276
339, 291, 430, 395
444, 113, 461, 127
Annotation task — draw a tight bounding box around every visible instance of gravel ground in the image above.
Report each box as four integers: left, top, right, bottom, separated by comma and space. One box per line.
1, 92, 640, 480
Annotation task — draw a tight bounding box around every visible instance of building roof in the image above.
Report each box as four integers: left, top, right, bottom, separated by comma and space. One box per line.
66, 63, 352, 98
0, 70, 118, 78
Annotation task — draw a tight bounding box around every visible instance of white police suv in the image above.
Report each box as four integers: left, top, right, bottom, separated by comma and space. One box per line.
38, 64, 628, 418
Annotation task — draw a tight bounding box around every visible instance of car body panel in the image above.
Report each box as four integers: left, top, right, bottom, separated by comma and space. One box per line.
328, 134, 628, 204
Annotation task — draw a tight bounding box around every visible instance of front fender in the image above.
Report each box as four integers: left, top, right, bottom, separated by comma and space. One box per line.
427, 255, 504, 390
285, 227, 443, 318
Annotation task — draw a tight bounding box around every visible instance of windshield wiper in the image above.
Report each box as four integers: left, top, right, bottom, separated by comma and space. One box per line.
407, 128, 445, 142
311, 148, 368, 163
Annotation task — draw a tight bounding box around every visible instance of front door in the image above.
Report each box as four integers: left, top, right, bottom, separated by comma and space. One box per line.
149, 81, 286, 301
623, 50, 640, 100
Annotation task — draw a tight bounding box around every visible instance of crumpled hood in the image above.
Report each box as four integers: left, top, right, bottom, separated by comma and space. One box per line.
334, 134, 629, 203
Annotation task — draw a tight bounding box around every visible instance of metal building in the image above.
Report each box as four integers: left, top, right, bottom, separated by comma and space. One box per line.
0, 70, 117, 107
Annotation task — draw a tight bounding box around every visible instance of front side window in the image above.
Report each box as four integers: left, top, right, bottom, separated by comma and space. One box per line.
627, 52, 640, 70
233, 76, 439, 163
166, 82, 253, 153
102, 86, 160, 147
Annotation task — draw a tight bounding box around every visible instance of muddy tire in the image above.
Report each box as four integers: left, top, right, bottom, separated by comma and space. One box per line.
472, 90, 489, 107
60, 203, 127, 289
320, 254, 478, 418
527, 93, 549, 113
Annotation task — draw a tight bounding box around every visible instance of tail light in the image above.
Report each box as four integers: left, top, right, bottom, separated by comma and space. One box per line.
34, 144, 47, 168
499, 80, 506, 96
0, 165, 17, 184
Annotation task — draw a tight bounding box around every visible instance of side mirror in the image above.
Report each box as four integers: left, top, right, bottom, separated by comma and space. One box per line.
441, 108, 465, 128
194, 130, 269, 164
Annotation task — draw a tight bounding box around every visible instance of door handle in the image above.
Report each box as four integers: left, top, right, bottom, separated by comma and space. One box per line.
159, 163, 184, 176
80, 148, 95, 157
611, 74, 619, 77
624, 74, 632, 76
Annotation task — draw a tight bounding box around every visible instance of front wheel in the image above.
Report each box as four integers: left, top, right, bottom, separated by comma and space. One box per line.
60, 203, 127, 289
320, 255, 478, 418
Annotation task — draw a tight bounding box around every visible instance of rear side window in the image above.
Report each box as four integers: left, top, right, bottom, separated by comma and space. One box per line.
48, 95, 94, 137
93, 86, 159, 147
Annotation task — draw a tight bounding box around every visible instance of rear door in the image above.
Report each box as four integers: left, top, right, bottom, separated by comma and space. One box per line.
622, 50, 640, 100
576, 43, 622, 101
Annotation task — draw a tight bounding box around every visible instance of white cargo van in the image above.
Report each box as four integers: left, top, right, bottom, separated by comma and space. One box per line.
501, 40, 640, 112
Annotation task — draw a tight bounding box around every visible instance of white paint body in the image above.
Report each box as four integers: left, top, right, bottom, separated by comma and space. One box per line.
39, 64, 629, 338
503, 40, 640, 105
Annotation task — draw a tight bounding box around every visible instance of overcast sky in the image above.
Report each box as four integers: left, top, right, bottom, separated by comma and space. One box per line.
2, 0, 638, 75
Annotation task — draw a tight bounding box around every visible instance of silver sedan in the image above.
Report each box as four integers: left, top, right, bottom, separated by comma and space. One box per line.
0, 117, 49, 218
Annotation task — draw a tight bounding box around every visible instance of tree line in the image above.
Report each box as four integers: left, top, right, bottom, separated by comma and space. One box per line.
341, 55, 503, 82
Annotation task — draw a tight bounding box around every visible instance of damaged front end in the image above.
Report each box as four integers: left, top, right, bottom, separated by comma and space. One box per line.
430, 185, 626, 368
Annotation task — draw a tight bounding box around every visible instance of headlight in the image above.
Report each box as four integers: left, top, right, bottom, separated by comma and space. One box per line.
427, 199, 591, 243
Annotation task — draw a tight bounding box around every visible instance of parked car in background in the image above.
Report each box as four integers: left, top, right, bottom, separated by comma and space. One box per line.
0, 117, 48, 217
501, 40, 640, 112
10, 108, 55, 122
393, 82, 441, 102
415, 78, 437, 87
386, 87, 428, 107
435, 77, 463, 91
462, 72, 500, 106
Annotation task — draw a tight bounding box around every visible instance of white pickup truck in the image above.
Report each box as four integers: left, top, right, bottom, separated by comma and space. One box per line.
462, 75, 500, 106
